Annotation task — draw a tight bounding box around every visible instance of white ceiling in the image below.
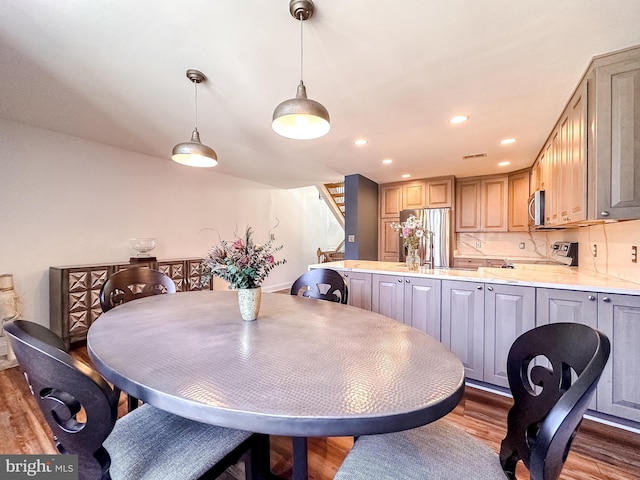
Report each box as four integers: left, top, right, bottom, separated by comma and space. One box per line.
1, 1, 639, 188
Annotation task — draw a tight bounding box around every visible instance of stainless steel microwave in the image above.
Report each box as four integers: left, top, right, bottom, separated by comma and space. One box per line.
528, 190, 545, 227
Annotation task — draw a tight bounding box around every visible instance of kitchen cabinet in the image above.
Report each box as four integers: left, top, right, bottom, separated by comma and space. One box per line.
508, 170, 530, 231
379, 184, 402, 218
597, 292, 640, 422
341, 271, 372, 310
378, 218, 400, 262
589, 53, 640, 220
441, 280, 485, 381
402, 181, 426, 210
536, 287, 598, 409
455, 175, 508, 232
371, 275, 441, 339
371, 274, 405, 322
483, 284, 536, 388
425, 176, 454, 208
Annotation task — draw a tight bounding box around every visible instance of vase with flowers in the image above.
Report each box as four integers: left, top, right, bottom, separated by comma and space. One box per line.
389, 214, 429, 271
201, 226, 286, 320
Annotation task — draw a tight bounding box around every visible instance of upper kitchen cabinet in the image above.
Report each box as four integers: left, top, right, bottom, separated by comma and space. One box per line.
533, 45, 640, 226
455, 175, 508, 232
589, 48, 640, 220
379, 183, 402, 218
402, 181, 426, 210
508, 169, 530, 231
425, 176, 454, 208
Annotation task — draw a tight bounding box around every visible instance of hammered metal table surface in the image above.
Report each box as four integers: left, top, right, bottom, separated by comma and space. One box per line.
87, 290, 465, 437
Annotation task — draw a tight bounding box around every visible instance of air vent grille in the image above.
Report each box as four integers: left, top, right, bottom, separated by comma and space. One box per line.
462, 153, 487, 160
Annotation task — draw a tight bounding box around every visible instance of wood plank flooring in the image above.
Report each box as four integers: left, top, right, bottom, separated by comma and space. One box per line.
1, 345, 639, 479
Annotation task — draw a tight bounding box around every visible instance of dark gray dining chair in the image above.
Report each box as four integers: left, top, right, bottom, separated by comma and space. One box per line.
99, 267, 176, 411
4, 319, 265, 480
99, 267, 176, 312
335, 322, 610, 480
290, 268, 348, 304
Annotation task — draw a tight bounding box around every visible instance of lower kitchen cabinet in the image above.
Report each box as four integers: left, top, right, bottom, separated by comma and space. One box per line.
404, 277, 441, 339
483, 284, 536, 388
441, 280, 485, 381
597, 292, 640, 423
372, 274, 404, 322
371, 274, 440, 340
536, 287, 599, 409
371, 274, 441, 339
342, 271, 372, 310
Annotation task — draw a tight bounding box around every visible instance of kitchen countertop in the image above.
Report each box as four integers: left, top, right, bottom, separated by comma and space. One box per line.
309, 260, 640, 296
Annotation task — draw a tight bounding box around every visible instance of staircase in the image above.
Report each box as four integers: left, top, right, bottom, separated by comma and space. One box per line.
315, 181, 346, 263
324, 182, 345, 217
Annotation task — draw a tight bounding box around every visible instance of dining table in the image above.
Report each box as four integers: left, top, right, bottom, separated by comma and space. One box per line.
87, 289, 465, 480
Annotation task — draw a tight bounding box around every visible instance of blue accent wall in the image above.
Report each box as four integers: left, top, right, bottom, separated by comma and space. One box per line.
344, 174, 378, 260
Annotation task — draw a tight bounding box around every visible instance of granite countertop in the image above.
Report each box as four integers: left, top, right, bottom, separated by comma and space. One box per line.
309, 260, 640, 296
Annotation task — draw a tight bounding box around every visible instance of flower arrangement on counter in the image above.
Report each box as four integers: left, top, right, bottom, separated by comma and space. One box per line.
201, 226, 286, 289
389, 214, 431, 250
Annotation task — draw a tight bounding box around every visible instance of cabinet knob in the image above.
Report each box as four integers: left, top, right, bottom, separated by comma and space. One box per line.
588, 295, 596, 301
344, 273, 349, 277
405, 278, 410, 283
486, 286, 493, 291
476, 285, 483, 290
602, 296, 611, 303
397, 278, 402, 283
600, 211, 610, 217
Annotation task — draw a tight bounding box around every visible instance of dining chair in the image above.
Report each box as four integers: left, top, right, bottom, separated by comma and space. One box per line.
290, 268, 348, 304
99, 267, 176, 312
335, 322, 610, 480
4, 319, 266, 480
99, 267, 176, 411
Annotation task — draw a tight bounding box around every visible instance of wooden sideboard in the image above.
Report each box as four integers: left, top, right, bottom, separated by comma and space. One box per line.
50, 258, 212, 348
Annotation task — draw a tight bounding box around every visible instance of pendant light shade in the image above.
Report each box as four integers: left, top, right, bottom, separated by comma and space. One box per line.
272, 0, 330, 140
172, 69, 218, 167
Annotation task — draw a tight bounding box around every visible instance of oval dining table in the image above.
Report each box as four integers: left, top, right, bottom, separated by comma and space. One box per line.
87, 290, 465, 480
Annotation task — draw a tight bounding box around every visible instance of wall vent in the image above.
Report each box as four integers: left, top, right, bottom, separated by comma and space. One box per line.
462, 152, 488, 160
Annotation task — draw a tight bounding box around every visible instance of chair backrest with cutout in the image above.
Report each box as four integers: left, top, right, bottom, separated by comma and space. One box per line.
99, 268, 176, 312
290, 268, 348, 304
499, 322, 610, 480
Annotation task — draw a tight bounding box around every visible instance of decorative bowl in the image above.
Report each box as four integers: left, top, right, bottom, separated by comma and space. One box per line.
130, 237, 156, 257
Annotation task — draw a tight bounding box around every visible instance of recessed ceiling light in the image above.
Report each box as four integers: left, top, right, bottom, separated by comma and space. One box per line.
401, 174, 411, 178
498, 161, 511, 167
382, 159, 393, 165
500, 138, 517, 145
449, 115, 469, 124
354, 138, 369, 146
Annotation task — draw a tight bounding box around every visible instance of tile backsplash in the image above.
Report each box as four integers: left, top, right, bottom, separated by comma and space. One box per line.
456, 219, 640, 284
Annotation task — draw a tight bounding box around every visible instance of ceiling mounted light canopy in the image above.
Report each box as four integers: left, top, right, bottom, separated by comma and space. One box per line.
272, 0, 330, 140
172, 69, 218, 167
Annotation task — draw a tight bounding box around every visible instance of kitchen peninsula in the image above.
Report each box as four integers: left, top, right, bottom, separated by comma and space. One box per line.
310, 260, 640, 429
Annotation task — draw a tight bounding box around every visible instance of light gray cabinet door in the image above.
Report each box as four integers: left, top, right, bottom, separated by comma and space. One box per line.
442, 280, 484, 381
403, 277, 441, 340
536, 288, 598, 409
371, 274, 404, 322
597, 293, 640, 422
593, 57, 640, 220
342, 271, 372, 310
484, 284, 536, 388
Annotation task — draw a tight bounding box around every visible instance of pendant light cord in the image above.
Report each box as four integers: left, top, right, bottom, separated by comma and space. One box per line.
193, 79, 199, 130
299, 12, 304, 83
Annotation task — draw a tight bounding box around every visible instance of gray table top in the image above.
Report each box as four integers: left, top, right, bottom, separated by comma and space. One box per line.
87, 290, 464, 437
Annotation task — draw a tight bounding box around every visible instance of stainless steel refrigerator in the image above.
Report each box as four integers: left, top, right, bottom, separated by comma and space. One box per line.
398, 208, 452, 268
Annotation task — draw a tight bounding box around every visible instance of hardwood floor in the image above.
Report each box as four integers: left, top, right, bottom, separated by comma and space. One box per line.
1, 346, 639, 479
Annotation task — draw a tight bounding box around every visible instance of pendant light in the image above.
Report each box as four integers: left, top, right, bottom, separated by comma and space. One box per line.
172, 69, 218, 167
272, 0, 330, 140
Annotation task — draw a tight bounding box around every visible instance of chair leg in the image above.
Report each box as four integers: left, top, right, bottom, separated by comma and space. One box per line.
245, 434, 272, 480
127, 395, 140, 412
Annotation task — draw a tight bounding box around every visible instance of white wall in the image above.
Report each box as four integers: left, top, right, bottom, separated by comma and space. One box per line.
0, 119, 343, 326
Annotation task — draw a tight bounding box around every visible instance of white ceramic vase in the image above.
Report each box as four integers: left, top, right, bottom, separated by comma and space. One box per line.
237, 287, 262, 321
